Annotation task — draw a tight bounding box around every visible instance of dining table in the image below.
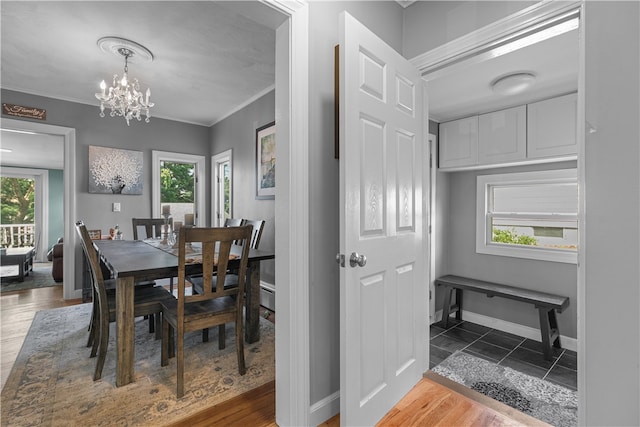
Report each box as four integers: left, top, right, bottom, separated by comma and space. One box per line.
93, 238, 275, 387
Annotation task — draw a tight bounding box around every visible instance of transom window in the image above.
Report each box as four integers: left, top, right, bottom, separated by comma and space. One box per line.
476, 169, 578, 263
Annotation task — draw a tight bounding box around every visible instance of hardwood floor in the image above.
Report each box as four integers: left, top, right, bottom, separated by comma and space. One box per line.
1, 285, 538, 427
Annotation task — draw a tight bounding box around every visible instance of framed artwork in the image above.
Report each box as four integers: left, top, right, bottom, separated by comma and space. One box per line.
88, 145, 143, 194
256, 121, 276, 199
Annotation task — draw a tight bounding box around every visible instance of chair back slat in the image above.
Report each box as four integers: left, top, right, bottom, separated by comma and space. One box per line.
240, 219, 265, 249
132, 218, 173, 240
176, 225, 253, 308
224, 218, 243, 227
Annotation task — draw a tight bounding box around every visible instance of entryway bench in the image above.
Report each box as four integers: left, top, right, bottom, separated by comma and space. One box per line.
435, 274, 570, 361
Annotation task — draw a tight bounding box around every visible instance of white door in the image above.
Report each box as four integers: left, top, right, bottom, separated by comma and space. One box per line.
339, 12, 429, 426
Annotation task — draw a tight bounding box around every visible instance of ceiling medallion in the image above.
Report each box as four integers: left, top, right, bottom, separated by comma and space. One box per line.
95, 37, 154, 126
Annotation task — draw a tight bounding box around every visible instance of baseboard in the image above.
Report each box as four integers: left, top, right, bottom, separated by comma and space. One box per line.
309, 390, 340, 426
434, 309, 578, 352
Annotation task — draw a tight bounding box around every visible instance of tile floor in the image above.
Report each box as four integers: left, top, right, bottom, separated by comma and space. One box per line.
430, 318, 577, 391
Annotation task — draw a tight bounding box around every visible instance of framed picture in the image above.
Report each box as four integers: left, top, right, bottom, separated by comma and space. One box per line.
256, 121, 276, 199
88, 145, 143, 194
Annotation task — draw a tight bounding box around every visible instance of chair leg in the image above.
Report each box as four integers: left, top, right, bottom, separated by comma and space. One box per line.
177, 328, 184, 398
87, 301, 98, 348
218, 325, 226, 350
89, 300, 101, 358
148, 314, 155, 334
161, 318, 169, 367
154, 313, 162, 340
236, 314, 246, 376
94, 309, 109, 381
202, 328, 209, 342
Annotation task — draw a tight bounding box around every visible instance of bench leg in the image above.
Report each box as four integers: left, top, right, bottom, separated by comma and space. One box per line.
538, 308, 562, 361
440, 287, 462, 328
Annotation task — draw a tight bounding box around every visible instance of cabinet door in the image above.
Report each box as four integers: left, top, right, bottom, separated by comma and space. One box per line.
478, 105, 527, 165
527, 93, 577, 159
438, 116, 478, 169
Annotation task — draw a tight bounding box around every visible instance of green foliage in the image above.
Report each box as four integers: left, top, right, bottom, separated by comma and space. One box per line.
493, 228, 537, 246
160, 162, 195, 203
1, 177, 35, 224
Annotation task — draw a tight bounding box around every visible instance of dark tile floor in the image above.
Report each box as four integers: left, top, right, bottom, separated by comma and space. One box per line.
430, 318, 577, 391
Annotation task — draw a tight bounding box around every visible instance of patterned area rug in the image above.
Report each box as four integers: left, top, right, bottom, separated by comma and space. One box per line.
433, 351, 577, 427
0, 262, 60, 293
1, 303, 275, 426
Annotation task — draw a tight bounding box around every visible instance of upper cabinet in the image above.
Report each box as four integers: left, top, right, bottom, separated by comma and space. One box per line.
527, 93, 577, 159
438, 93, 577, 171
478, 105, 526, 165
439, 116, 478, 169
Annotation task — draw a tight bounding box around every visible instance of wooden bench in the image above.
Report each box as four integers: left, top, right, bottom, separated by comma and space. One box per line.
435, 274, 570, 361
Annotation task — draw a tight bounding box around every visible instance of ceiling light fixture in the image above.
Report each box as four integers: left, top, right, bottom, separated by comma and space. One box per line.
95, 37, 154, 126
491, 72, 536, 96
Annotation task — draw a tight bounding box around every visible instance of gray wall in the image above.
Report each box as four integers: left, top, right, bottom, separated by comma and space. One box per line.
1, 89, 210, 290
210, 90, 275, 284
402, 1, 537, 58
307, 0, 404, 408
443, 161, 578, 338
583, 2, 639, 424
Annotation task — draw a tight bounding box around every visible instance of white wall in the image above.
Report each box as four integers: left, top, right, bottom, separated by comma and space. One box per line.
582, 1, 640, 424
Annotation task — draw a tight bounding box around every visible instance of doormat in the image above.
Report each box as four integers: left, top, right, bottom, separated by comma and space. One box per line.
1, 303, 275, 426
432, 351, 577, 427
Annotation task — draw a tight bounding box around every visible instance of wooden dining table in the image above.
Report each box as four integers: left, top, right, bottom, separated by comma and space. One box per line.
93, 239, 275, 387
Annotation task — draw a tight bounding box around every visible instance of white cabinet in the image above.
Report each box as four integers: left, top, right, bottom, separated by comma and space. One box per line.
527, 93, 577, 159
478, 105, 526, 165
438, 116, 478, 169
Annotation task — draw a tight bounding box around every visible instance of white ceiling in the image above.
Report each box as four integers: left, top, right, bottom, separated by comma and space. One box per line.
1, 1, 285, 170
426, 24, 579, 122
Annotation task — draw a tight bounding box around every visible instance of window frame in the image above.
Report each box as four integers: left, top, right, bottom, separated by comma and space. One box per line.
151, 151, 206, 226
211, 149, 233, 227
476, 168, 578, 264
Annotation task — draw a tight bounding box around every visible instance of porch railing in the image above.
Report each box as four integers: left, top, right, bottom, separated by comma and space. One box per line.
0, 224, 36, 248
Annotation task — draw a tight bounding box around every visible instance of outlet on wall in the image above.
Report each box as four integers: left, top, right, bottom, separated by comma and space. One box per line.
113, 202, 121, 212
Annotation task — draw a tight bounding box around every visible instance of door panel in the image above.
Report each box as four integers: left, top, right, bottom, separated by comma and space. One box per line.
339, 11, 428, 426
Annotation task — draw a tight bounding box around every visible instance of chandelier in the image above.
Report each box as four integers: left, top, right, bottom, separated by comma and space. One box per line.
95, 37, 154, 126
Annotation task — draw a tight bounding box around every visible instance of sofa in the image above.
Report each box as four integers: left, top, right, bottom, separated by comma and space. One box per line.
47, 237, 63, 282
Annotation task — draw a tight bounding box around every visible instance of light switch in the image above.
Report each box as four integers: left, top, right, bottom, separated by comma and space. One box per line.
113, 202, 121, 212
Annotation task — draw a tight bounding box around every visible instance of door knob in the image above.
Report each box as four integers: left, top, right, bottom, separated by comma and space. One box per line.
349, 252, 367, 268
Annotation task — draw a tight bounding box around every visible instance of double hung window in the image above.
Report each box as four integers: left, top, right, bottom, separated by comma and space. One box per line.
476, 169, 578, 263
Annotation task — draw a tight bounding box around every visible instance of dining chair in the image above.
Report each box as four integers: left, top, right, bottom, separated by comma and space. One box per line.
240, 219, 265, 249
160, 225, 253, 398
76, 222, 175, 381
132, 217, 173, 240
87, 229, 102, 240
224, 218, 243, 227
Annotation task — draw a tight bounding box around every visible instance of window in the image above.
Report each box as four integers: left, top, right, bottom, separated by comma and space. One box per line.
476, 169, 578, 263
152, 151, 205, 226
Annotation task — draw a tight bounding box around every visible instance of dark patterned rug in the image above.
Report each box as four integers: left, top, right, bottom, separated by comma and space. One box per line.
0, 262, 60, 293
1, 303, 275, 426
433, 351, 577, 427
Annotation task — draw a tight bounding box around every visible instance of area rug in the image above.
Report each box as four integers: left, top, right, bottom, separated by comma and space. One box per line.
1, 303, 275, 426
432, 351, 577, 427
0, 262, 60, 293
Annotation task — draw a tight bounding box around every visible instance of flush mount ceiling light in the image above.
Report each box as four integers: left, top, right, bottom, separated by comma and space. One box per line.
95, 37, 154, 126
491, 72, 536, 96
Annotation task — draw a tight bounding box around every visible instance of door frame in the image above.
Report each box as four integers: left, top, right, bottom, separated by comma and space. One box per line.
263, 1, 310, 426
411, 0, 585, 423
0, 166, 49, 261
1, 117, 77, 299
211, 149, 233, 227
